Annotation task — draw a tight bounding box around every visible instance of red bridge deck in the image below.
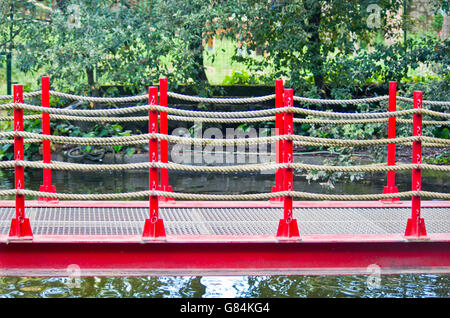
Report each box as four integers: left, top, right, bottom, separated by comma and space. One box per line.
1, 200, 449, 276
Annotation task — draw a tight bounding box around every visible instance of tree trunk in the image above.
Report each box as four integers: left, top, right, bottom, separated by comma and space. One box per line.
189, 31, 208, 85
86, 67, 98, 96
304, 1, 324, 92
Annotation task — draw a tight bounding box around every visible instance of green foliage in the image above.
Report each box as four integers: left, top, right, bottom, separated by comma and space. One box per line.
227, 0, 405, 92
11, 0, 168, 95
53, 122, 135, 155
2, 0, 448, 98
425, 152, 450, 165
0, 114, 41, 161
0, 117, 138, 161
222, 70, 263, 85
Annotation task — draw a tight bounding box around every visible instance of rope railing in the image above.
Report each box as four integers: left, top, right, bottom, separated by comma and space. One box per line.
0, 113, 448, 126
0, 91, 41, 101
2, 78, 448, 240
1, 160, 450, 173
1, 89, 450, 106
0, 188, 449, 201
1, 102, 450, 119
1, 131, 449, 147
0, 138, 448, 148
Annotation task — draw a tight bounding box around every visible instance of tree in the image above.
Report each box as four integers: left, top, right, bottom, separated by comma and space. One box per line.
152, 0, 233, 91
4, 0, 167, 94
3, 0, 237, 94
226, 0, 406, 94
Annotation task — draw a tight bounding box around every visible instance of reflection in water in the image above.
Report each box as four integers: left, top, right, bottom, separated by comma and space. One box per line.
0, 166, 449, 298
200, 277, 250, 298
0, 275, 449, 298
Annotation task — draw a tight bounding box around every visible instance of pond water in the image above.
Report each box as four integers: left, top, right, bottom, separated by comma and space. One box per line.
0, 164, 449, 298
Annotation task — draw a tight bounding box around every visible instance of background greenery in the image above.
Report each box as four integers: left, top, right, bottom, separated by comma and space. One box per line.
0, 0, 448, 181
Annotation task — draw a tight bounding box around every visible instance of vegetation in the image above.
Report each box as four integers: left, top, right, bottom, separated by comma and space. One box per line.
0, 0, 448, 182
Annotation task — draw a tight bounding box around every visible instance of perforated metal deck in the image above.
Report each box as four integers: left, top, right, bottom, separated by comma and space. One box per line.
1, 205, 449, 237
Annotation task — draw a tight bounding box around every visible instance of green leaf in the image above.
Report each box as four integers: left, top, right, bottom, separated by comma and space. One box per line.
126, 147, 136, 157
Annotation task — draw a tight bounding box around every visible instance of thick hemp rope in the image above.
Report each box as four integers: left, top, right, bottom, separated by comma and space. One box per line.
1, 160, 449, 173
0, 113, 448, 126
3, 131, 449, 147
2, 90, 449, 107
1, 102, 449, 119
0, 189, 448, 201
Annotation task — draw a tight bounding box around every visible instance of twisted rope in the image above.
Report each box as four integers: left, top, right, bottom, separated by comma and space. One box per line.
4, 131, 448, 147
397, 96, 450, 107
2, 139, 447, 148
0, 189, 448, 200
0, 113, 447, 126
1, 90, 449, 107
293, 95, 389, 104
167, 92, 276, 104
1, 135, 448, 149
1, 102, 449, 119
1, 160, 449, 173
49, 91, 148, 103
0, 91, 41, 101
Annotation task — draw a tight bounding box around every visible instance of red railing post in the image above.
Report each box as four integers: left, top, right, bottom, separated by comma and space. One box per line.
405, 91, 427, 238
270, 80, 284, 202
39, 76, 57, 202
382, 81, 399, 202
8, 85, 33, 240
158, 77, 174, 201
143, 86, 166, 240
276, 88, 300, 240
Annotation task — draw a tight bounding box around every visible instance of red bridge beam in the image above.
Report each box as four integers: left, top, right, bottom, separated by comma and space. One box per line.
1, 237, 449, 276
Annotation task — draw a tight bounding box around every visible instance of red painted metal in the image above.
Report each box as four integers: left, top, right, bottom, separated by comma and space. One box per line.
277, 89, 300, 239
405, 91, 427, 238
158, 77, 174, 201
270, 80, 284, 202
1, 198, 449, 275
39, 76, 58, 202
1, 81, 449, 276
1, 239, 449, 276
142, 87, 166, 239
8, 85, 33, 240
382, 81, 399, 201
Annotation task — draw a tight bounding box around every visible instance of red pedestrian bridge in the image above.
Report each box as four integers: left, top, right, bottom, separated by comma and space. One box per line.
0, 78, 449, 276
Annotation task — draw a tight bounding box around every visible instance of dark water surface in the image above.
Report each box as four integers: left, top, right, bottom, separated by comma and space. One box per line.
0, 167, 449, 298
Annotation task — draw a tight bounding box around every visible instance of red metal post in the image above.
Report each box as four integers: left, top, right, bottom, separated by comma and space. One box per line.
143, 86, 166, 240
39, 76, 57, 202
158, 78, 174, 201
382, 81, 399, 201
8, 85, 33, 240
270, 80, 284, 202
405, 91, 427, 238
276, 89, 300, 239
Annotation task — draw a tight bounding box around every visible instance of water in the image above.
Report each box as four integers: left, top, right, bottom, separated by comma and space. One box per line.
1, 275, 449, 298
0, 167, 449, 298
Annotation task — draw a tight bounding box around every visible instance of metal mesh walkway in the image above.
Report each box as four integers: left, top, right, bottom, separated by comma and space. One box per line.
1, 206, 449, 236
